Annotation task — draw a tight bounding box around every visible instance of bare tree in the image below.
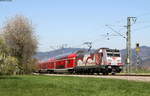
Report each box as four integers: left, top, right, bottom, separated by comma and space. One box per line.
3, 15, 38, 74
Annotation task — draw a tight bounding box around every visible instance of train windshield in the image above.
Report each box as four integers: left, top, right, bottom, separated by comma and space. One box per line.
106, 49, 120, 57
107, 53, 120, 57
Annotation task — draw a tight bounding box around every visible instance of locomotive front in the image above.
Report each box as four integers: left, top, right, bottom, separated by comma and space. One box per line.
106, 49, 122, 65
105, 49, 123, 73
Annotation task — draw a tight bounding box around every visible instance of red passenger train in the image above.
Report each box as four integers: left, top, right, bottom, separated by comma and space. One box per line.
38, 48, 123, 75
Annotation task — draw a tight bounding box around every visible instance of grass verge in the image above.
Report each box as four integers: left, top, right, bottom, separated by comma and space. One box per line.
0, 75, 150, 96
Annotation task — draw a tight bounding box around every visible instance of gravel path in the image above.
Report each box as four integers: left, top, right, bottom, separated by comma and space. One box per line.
43, 74, 150, 82
98, 76, 150, 82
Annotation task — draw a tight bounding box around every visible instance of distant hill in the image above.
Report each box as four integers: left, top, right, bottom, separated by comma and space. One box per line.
121, 46, 150, 67
34, 48, 82, 61
35, 46, 150, 68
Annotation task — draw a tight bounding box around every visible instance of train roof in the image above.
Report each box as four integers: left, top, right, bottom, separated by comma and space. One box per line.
40, 48, 120, 62
53, 49, 95, 59
54, 52, 76, 59
106, 49, 120, 52
95, 48, 120, 53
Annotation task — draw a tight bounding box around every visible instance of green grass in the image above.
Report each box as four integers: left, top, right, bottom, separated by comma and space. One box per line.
0, 75, 150, 96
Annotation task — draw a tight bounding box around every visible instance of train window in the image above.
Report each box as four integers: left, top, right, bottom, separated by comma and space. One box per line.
107, 53, 113, 56
114, 54, 120, 57
106, 49, 119, 52
67, 60, 71, 64
106, 50, 112, 52
107, 53, 120, 57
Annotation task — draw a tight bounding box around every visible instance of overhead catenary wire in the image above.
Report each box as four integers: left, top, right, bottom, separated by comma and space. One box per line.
49, 12, 150, 54
105, 24, 126, 39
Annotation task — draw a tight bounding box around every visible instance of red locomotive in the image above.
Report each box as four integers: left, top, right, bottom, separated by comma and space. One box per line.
38, 48, 123, 75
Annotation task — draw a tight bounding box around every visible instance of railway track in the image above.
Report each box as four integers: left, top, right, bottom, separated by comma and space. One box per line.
36, 73, 150, 76
110, 74, 150, 77
34, 73, 150, 82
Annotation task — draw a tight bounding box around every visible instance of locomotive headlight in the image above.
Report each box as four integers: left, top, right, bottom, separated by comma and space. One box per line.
117, 60, 121, 62
108, 59, 112, 62
119, 66, 122, 69
108, 66, 111, 68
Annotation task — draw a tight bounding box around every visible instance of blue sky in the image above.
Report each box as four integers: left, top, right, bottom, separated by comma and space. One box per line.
0, 0, 150, 52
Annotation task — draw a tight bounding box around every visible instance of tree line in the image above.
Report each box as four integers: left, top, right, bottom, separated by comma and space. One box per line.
0, 15, 38, 75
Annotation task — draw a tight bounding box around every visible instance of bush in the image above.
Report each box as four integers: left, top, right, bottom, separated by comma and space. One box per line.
0, 38, 19, 75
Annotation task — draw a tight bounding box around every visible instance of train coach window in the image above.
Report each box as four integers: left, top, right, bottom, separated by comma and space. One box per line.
67, 60, 71, 64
